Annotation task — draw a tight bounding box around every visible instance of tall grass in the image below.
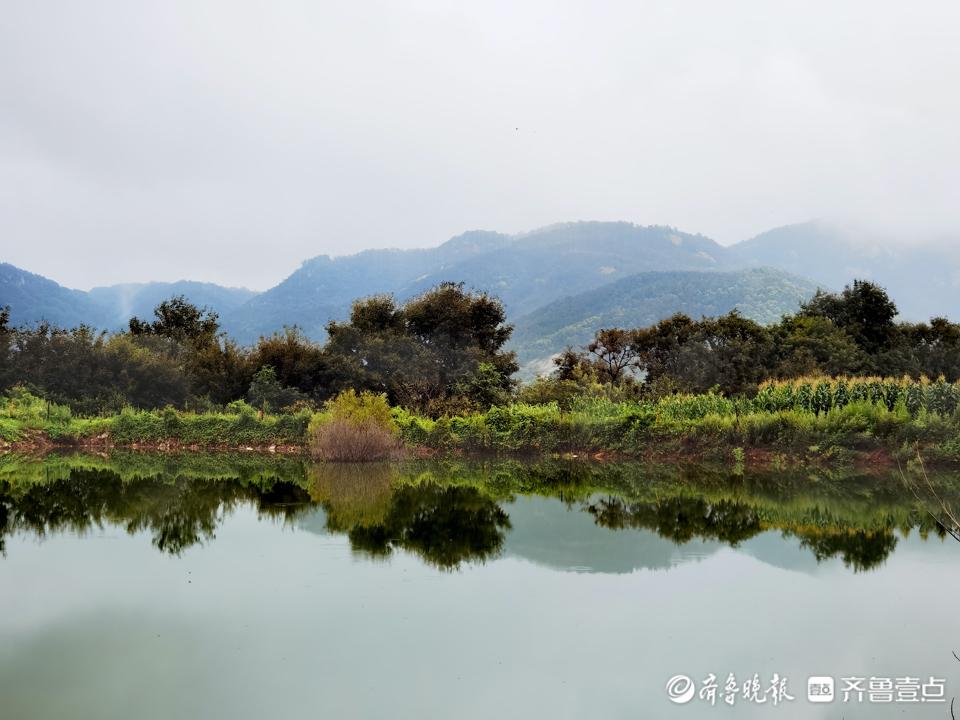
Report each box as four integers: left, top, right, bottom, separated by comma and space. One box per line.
0, 389, 309, 446
308, 390, 401, 461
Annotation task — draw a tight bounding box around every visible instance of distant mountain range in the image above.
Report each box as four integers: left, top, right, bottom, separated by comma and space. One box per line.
3, 220, 957, 374
0, 264, 254, 331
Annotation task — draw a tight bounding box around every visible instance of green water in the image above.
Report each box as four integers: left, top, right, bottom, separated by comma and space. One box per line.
1, 454, 958, 718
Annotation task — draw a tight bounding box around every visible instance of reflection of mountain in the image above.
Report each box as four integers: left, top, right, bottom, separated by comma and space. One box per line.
737, 533, 823, 576
501, 496, 877, 576
502, 495, 723, 573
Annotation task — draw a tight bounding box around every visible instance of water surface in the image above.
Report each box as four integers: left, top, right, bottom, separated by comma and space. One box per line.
1, 454, 958, 718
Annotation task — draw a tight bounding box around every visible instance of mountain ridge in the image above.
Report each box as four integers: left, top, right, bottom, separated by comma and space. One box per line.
4, 220, 957, 359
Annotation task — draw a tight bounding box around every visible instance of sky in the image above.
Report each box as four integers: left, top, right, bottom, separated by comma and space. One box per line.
2, 0, 959, 291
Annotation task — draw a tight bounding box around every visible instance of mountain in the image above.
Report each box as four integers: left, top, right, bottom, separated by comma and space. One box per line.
8, 219, 956, 361
221, 222, 735, 343
221, 230, 511, 342
0, 263, 111, 328
0, 262, 256, 331
220, 230, 511, 342
729, 221, 960, 320
88, 281, 257, 328
510, 268, 819, 371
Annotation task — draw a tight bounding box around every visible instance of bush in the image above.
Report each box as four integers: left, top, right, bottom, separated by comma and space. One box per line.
309, 390, 400, 462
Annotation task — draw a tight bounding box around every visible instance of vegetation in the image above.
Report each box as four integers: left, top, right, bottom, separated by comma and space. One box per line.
0, 283, 516, 417
392, 382, 960, 463
551, 279, 960, 397
0, 387, 309, 448
3, 278, 960, 463
308, 390, 400, 462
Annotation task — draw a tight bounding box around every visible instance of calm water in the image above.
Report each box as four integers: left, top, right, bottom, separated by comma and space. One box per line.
1, 454, 959, 719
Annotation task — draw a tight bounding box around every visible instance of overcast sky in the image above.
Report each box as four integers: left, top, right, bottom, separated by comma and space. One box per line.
2, 1, 958, 291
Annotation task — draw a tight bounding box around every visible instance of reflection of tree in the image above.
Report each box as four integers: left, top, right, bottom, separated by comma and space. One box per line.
587, 496, 763, 545
1, 458, 953, 573
308, 466, 511, 568
347, 484, 511, 570
0, 470, 314, 555
585, 496, 901, 570
790, 530, 898, 572
0, 466, 510, 568
0, 498, 7, 555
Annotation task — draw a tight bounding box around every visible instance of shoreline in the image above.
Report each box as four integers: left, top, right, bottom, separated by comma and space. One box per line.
0, 430, 931, 471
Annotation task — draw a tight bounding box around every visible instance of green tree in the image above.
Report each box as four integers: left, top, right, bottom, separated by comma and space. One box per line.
325, 283, 517, 413
800, 280, 898, 354
246, 365, 305, 412
772, 315, 866, 377
129, 295, 221, 345
249, 327, 337, 400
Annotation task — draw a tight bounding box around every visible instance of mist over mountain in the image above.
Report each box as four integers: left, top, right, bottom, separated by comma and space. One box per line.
89, 282, 257, 328
730, 221, 960, 320
0, 265, 256, 332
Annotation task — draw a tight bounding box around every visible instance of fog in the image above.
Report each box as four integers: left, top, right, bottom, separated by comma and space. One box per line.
2, 0, 958, 290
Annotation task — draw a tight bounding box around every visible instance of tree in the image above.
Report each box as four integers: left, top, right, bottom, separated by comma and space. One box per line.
800, 280, 897, 354
249, 327, 338, 400
129, 295, 221, 345
0, 306, 10, 388
674, 312, 774, 395
246, 365, 305, 412
129, 296, 246, 405
325, 283, 517, 413
772, 315, 866, 377
586, 328, 642, 384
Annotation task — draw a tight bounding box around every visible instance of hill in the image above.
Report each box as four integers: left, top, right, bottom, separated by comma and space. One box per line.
221, 222, 734, 343
509, 267, 819, 372
0, 263, 111, 328
0, 263, 256, 332
220, 230, 511, 342
729, 221, 960, 321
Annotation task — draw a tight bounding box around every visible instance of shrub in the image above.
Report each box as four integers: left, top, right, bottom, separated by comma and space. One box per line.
309, 390, 400, 462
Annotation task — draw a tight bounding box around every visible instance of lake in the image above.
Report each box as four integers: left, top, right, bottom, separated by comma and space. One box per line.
0, 453, 958, 719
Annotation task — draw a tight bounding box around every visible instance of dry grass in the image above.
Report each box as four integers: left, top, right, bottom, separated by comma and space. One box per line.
309, 418, 402, 462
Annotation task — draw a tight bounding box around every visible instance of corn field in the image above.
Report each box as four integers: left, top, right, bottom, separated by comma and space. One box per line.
753, 376, 960, 417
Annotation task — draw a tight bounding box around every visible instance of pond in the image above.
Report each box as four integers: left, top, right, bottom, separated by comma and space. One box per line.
0, 453, 958, 719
